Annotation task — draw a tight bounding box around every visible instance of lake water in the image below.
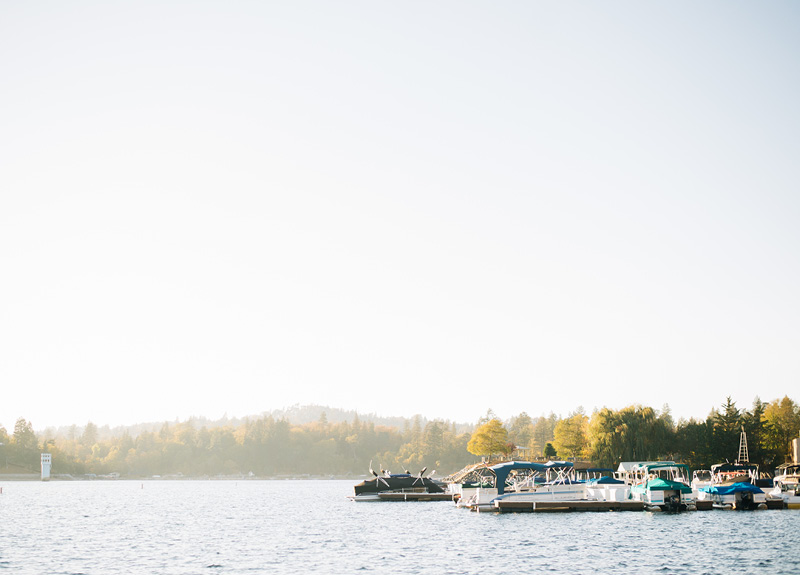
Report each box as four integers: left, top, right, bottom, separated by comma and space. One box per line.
0, 480, 797, 574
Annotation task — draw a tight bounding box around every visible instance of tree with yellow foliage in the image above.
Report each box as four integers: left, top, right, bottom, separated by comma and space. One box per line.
467, 418, 513, 459
553, 412, 589, 459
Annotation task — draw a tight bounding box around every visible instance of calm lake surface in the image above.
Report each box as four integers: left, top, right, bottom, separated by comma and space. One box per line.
0, 480, 797, 574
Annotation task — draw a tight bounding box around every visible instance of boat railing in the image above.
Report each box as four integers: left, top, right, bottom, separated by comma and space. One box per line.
626, 463, 691, 487
545, 466, 576, 485
508, 471, 543, 492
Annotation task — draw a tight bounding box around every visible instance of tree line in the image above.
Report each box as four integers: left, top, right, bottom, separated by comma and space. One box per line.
473, 396, 800, 472
1, 396, 798, 478
0, 413, 475, 478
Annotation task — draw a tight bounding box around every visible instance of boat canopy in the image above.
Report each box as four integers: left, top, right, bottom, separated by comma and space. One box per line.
353, 476, 444, 496
700, 482, 763, 495
638, 462, 686, 472
617, 461, 662, 473
631, 478, 692, 494
544, 461, 574, 469
587, 476, 625, 485
711, 463, 757, 473
634, 462, 691, 479
489, 461, 548, 495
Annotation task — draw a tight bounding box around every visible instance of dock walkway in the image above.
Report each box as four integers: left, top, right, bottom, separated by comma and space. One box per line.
378, 492, 454, 501
495, 500, 645, 513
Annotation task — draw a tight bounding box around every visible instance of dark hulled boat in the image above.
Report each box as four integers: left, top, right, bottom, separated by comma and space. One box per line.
351, 465, 445, 501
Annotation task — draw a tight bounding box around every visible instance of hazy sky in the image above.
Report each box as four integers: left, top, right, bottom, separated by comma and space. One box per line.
2, 1, 799, 430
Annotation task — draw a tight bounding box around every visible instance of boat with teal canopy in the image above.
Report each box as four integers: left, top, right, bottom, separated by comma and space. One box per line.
632, 477, 692, 495
624, 462, 696, 512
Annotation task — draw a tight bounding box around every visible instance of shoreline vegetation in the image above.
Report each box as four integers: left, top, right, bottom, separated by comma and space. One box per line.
1, 396, 798, 480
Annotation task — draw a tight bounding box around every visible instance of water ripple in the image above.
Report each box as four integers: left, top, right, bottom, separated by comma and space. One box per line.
0, 481, 797, 574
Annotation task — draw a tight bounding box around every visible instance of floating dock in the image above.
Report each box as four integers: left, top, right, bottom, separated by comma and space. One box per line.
493, 499, 790, 512
495, 500, 645, 513
378, 492, 454, 501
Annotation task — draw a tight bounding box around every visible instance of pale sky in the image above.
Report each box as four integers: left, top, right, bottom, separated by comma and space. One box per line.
2, 1, 799, 430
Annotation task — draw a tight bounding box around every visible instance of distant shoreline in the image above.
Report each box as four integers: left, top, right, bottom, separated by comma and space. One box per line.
0, 474, 364, 482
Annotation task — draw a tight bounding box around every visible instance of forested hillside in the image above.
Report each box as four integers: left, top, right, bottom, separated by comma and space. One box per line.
1, 396, 798, 478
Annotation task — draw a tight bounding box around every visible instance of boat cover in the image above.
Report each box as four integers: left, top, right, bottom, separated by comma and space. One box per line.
631, 478, 692, 494
587, 476, 625, 485
353, 476, 444, 495
700, 482, 763, 495
489, 461, 548, 495
544, 461, 574, 469
711, 463, 758, 473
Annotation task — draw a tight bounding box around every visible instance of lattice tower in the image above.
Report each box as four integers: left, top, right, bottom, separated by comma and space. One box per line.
737, 426, 749, 464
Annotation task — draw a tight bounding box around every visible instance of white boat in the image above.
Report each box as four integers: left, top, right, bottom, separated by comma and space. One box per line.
455, 461, 583, 510
491, 461, 589, 508
454, 461, 542, 510
691, 469, 713, 493
768, 463, 800, 509
622, 461, 696, 512
581, 468, 631, 502
695, 428, 767, 510
445, 461, 505, 508
696, 463, 766, 510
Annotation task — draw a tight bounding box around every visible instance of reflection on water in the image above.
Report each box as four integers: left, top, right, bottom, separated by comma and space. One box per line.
0, 480, 796, 574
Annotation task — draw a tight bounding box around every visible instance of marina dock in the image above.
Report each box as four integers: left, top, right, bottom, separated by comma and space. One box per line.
493, 498, 790, 512
378, 492, 454, 501
495, 500, 645, 513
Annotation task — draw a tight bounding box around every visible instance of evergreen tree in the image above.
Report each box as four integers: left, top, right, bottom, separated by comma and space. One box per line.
81, 421, 98, 447
711, 397, 742, 463
13, 418, 38, 451
11, 418, 39, 469
743, 397, 768, 467
477, 409, 497, 426
508, 412, 534, 449
675, 417, 715, 470
531, 414, 557, 456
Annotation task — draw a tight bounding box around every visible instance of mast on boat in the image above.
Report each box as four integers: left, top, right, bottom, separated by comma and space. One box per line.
736, 426, 750, 465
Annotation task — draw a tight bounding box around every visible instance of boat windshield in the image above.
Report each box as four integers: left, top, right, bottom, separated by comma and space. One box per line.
693, 470, 712, 482
775, 464, 800, 477
576, 468, 615, 481
630, 462, 690, 485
